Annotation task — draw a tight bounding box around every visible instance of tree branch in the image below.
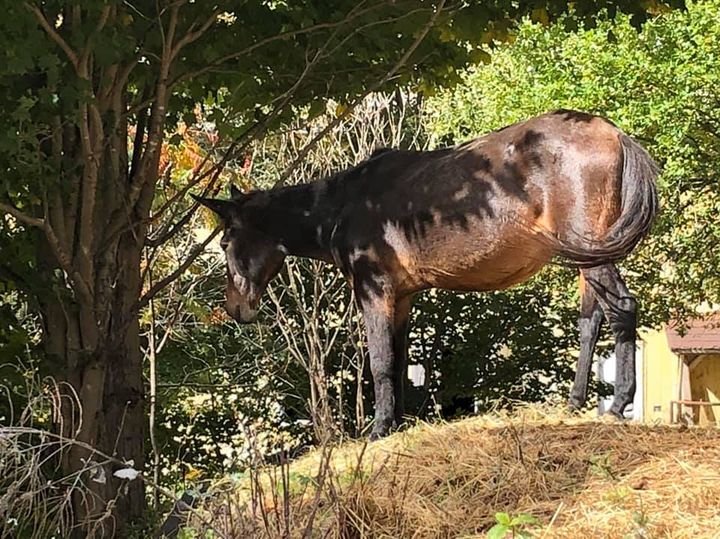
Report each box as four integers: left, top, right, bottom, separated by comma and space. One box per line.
170, 2, 389, 87
145, 168, 223, 248
170, 8, 221, 61
136, 226, 221, 310
320, 7, 431, 63
0, 202, 93, 302
25, 2, 80, 70
124, 2, 179, 212
143, 112, 274, 249
0, 202, 44, 228
275, 0, 447, 186
79, 4, 112, 71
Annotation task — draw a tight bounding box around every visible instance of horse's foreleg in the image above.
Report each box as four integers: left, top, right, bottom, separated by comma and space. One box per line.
584, 264, 638, 419
569, 275, 604, 410
392, 295, 414, 427
360, 294, 397, 440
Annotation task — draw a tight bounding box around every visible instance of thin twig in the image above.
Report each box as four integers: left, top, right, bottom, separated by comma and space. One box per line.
136, 226, 221, 310
275, 0, 447, 186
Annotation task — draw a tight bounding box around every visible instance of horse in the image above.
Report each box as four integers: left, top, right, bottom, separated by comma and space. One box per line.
193, 109, 659, 439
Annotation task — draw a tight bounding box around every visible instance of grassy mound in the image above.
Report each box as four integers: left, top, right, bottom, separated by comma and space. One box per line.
193, 407, 720, 538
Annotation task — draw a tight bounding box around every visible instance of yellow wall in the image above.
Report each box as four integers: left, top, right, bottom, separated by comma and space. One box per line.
640, 330, 720, 425
640, 329, 681, 423
690, 354, 720, 426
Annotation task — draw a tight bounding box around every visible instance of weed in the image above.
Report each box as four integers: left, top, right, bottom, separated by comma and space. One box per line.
487, 512, 539, 539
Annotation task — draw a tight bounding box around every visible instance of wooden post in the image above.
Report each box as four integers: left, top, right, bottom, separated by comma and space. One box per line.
679, 357, 692, 424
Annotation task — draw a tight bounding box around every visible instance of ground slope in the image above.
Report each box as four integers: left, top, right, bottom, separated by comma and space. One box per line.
197, 408, 720, 538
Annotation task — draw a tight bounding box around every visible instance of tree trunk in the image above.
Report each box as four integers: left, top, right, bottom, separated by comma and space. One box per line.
100, 233, 146, 530
45, 229, 146, 538
5, 4, 195, 537
40, 120, 150, 535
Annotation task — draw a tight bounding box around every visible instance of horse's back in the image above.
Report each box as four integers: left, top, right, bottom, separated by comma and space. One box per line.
334, 110, 627, 295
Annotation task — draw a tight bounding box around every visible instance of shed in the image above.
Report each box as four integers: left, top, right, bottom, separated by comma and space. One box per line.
666, 315, 720, 425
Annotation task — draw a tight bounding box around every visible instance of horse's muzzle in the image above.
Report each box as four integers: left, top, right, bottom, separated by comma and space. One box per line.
226, 301, 259, 324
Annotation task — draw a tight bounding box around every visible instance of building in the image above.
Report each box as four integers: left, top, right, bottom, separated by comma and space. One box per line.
598, 315, 720, 425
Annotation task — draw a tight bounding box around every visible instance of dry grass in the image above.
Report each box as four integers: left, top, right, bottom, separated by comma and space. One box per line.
193, 406, 720, 538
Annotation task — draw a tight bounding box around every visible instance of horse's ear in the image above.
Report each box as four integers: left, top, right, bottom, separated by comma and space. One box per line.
229, 184, 245, 199
190, 194, 235, 219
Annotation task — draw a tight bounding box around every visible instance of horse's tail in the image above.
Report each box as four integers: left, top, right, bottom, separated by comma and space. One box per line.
551, 133, 660, 267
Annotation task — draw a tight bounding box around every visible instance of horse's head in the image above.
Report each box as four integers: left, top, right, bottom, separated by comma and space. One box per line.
193, 188, 286, 323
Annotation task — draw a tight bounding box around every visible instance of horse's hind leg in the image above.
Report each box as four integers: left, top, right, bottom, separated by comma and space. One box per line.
583, 264, 638, 419
568, 274, 604, 410
392, 295, 414, 427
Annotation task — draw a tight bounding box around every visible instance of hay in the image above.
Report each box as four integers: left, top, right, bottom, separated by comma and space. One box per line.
200, 406, 720, 538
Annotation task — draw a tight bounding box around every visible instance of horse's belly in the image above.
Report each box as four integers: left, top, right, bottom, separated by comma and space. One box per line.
379, 215, 555, 294
418, 240, 552, 292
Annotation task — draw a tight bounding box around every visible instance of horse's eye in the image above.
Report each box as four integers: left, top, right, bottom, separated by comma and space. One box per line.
220, 238, 230, 250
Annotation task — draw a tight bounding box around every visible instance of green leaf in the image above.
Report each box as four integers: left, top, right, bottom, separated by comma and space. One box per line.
511, 514, 539, 526
487, 524, 508, 539
307, 99, 326, 119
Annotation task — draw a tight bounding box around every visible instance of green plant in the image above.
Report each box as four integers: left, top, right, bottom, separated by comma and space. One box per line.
626, 499, 651, 539
588, 453, 616, 480
487, 512, 539, 539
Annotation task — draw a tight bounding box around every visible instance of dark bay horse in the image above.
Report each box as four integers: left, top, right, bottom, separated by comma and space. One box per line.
194, 109, 659, 439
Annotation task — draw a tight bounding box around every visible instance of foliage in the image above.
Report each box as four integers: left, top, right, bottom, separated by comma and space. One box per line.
149, 259, 328, 484
410, 278, 584, 417
0, 292, 45, 421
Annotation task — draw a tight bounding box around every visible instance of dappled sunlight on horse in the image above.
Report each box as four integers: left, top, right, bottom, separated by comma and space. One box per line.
194, 109, 659, 439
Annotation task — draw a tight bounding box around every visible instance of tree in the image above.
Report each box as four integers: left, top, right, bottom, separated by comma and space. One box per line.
0, 1, 684, 534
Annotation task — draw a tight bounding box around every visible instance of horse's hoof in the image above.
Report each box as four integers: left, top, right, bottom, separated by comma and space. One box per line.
369, 429, 389, 441
567, 402, 583, 415
601, 410, 625, 423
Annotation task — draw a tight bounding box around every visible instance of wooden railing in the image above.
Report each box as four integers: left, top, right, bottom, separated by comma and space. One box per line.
670, 400, 720, 424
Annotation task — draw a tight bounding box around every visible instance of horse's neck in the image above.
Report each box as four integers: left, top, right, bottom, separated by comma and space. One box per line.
249, 180, 339, 263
